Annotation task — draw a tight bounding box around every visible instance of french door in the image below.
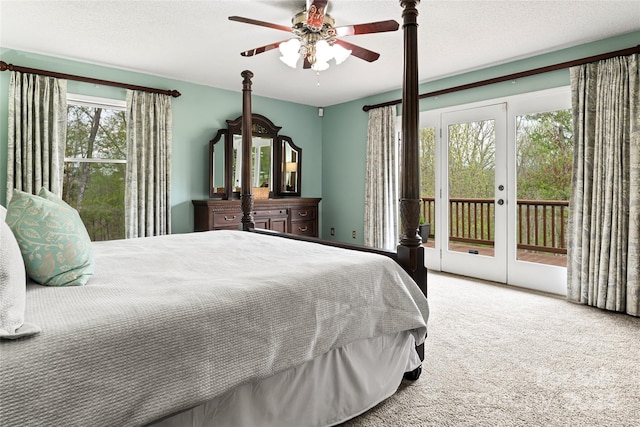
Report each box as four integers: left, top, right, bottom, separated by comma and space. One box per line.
419, 88, 571, 294
439, 104, 508, 283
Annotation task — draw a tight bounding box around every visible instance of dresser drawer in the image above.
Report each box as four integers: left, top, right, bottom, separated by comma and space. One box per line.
212, 211, 242, 228
290, 220, 317, 237
253, 209, 288, 219
253, 208, 288, 233
291, 207, 317, 222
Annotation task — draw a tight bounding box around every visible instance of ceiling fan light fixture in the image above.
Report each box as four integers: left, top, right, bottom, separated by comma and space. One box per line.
332, 44, 351, 65
230, 1, 398, 72
279, 38, 301, 68
315, 40, 333, 64
311, 60, 329, 72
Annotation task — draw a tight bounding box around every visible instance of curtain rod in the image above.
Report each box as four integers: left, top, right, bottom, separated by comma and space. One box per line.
0, 60, 181, 98
362, 44, 640, 112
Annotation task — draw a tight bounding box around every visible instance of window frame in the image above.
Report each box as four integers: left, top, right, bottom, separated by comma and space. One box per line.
65, 93, 127, 165
63, 93, 129, 241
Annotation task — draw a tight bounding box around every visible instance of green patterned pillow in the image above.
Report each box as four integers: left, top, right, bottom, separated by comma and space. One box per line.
5, 189, 94, 286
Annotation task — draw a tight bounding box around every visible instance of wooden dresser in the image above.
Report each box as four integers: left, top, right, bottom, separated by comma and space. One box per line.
192, 198, 321, 237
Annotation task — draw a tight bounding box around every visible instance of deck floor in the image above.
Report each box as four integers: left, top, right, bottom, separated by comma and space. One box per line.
422, 241, 567, 267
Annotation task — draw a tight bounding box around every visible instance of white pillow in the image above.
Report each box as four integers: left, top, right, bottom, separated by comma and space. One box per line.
0, 204, 6, 222
0, 220, 40, 339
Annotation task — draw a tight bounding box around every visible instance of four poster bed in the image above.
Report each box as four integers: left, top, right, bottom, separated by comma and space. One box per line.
0, 2, 427, 426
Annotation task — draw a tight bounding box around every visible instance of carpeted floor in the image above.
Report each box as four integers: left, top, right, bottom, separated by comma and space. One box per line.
341, 271, 640, 426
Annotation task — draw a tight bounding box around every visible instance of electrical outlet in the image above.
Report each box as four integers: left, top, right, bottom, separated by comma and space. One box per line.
352, 230, 356, 239
330, 227, 335, 236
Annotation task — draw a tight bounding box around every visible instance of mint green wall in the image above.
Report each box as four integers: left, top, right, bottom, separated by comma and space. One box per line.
2, 30, 639, 241
0, 48, 322, 234
321, 30, 640, 245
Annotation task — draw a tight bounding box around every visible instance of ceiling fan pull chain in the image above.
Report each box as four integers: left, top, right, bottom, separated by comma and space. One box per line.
317, 71, 321, 87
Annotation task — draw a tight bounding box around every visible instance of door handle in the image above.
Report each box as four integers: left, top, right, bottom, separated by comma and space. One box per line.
497, 199, 504, 206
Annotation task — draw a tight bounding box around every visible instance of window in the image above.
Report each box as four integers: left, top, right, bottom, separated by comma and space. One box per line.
63, 94, 127, 241
515, 108, 572, 263
515, 109, 573, 201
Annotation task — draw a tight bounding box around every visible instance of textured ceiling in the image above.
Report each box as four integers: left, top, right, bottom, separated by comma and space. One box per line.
1, 1, 639, 107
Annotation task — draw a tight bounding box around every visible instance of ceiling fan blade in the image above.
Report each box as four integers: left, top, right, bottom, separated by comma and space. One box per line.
229, 16, 292, 33
334, 20, 400, 37
334, 39, 380, 62
240, 40, 291, 57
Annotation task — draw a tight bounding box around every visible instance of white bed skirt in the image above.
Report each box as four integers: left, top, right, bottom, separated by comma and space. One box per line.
150, 331, 419, 427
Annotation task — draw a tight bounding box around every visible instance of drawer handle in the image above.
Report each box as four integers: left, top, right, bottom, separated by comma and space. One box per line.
224, 215, 237, 221
298, 211, 308, 217
298, 226, 308, 232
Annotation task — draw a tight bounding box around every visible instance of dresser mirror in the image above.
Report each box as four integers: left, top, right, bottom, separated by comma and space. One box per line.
279, 136, 302, 196
208, 131, 226, 198
209, 114, 301, 199
230, 134, 273, 194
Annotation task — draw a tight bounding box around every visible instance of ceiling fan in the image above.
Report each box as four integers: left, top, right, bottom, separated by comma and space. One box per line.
229, 0, 399, 71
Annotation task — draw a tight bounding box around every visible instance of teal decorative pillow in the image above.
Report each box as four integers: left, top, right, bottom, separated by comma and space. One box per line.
5, 189, 94, 286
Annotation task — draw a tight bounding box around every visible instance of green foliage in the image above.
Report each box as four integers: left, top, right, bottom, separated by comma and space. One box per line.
419, 127, 436, 198
419, 109, 573, 201
447, 120, 495, 199
516, 110, 573, 200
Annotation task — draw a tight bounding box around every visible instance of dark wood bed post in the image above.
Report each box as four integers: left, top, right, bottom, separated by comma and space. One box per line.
398, 0, 427, 369
397, 0, 427, 299
241, 70, 255, 231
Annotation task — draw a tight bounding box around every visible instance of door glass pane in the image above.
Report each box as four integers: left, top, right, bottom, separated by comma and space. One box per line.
448, 119, 496, 256
515, 110, 572, 266
419, 126, 436, 246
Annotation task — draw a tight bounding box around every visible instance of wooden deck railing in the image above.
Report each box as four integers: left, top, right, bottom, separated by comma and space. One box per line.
420, 197, 569, 255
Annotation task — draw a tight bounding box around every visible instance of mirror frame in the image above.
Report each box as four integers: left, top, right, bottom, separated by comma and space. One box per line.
209, 114, 302, 199
277, 135, 302, 197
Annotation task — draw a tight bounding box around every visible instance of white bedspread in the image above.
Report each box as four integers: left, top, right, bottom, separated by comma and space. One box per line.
0, 230, 429, 426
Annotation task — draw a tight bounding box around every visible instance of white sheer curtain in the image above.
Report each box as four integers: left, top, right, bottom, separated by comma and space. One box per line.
125, 90, 172, 238
567, 53, 640, 316
6, 72, 67, 202
364, 106, 398, 250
